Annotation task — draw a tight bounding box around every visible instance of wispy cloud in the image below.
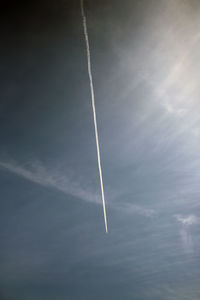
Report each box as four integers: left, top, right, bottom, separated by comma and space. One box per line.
174, 214, 199, 226
174, 214, 199, 254
0, 159, 100, 204
0, 158, 155, 218
115, 202, 155, 217
149, 30, 200, 119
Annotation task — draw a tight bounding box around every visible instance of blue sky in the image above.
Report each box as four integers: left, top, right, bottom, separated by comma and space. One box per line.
0, 0, 200, 299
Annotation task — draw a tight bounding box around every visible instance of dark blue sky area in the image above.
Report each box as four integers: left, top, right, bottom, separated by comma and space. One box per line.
1, 0, 200, 299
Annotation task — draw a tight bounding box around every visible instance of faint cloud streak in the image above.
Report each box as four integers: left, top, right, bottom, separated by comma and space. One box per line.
174, 214, 199, 254
174, 214, 199, 226
0, 159, 100, 204
0, 159, 155, 219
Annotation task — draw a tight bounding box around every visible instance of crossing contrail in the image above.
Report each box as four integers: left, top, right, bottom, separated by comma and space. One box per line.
80, 0, 108, 233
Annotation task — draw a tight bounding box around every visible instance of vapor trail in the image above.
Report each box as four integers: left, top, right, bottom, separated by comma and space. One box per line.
80, 0, 108, 233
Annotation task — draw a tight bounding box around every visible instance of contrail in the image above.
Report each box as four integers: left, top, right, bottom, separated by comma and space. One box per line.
80, 0, 108, 233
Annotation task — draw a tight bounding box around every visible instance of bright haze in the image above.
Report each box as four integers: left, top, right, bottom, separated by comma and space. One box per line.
0, 0, 200, 299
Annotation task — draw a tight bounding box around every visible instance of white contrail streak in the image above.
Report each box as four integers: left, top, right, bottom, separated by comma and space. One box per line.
80, 0, 108, 233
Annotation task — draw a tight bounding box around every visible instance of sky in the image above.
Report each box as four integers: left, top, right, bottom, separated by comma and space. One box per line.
0, 0, 200, 299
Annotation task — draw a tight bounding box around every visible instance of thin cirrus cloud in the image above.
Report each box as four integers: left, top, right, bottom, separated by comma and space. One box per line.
0, 159, 100, 204
174, 214, 199, 254
0, 158, 155, 218
157, 33, 200, 117
174, 214, 200, 226
115, 202, 155, 217
131, 1, 200, 121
